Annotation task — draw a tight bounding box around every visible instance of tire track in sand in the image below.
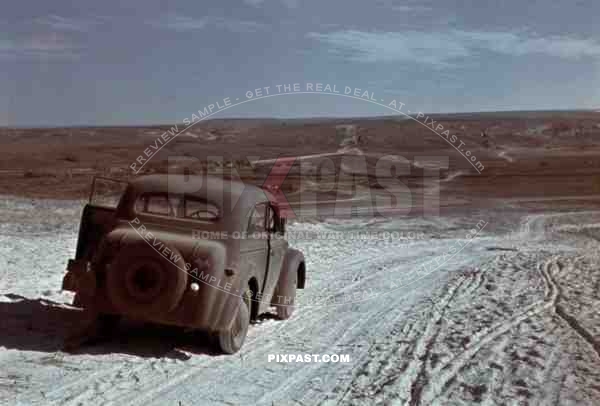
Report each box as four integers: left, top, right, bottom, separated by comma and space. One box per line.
422, 257, 560, 404
336, 274, 472, 405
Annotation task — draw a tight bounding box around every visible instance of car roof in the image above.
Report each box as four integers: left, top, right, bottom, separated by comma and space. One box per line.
129, 174, 269, 210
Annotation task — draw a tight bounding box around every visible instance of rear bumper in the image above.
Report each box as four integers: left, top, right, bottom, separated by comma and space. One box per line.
83, 287, 239, 333
62, 259, 96, 296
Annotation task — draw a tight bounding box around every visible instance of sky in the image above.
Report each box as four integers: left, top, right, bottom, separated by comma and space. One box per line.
1, 0, 600, 126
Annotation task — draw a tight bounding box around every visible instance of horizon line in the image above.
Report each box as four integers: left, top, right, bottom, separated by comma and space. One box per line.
1, 108, 598, 130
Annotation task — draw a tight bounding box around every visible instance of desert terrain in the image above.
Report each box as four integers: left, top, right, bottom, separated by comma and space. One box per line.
3, 110, 600, 210
2, 111, 600, 405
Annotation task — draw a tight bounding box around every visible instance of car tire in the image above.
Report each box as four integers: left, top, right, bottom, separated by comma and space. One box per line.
106, 243, 188, 318
275, 270, 297, 320
216, 289, 251, 354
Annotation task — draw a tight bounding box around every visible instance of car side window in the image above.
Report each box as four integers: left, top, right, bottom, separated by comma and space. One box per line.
280, 217, 286, 233
248, 203, 266, 233
267, 206, 277, 232
184, 197, 219, 221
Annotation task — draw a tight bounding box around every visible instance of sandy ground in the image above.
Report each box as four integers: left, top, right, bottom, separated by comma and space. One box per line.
1, 196, 600, 405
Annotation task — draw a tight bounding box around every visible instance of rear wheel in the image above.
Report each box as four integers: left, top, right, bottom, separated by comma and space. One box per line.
216, 289, 251, 354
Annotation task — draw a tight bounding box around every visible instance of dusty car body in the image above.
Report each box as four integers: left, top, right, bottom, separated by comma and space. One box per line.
63, 174, 306, 353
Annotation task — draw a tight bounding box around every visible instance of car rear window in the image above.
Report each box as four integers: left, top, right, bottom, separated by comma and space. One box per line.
134, 193, 219, 221
135, 193, 173, 216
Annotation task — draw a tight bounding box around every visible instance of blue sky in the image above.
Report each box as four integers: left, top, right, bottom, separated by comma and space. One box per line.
2, 0, 600, 126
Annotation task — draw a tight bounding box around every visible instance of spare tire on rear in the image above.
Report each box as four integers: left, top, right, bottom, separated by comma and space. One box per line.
106, 243, 188, 318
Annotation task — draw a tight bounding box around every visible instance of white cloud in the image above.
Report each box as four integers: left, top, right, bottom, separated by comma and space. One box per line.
281, 0, 299, 8
0, 15, 99, 59
35, 15, 104, 32
457, 31, 600, 59
243, 0, 265, 6
307, 29, 600, 67
156, 15, 208, 31
389, 5, 432, 12
307, 30, 470, 67
212, 16, 265, 33
153, 14, 264, 33
243, 0, 298, 8
0, 15, 107, 59
375, 0, 433, 13
0, 32, 77, 59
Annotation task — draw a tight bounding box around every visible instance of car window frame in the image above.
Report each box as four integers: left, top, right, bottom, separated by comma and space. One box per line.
133, 192, 221, 223
134, 192, 177, 217
266, 204, 282, 233
183, 195, 221, 222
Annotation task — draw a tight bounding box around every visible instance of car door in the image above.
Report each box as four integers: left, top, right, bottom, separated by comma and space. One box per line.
264, 205, 288, 300
244, 203, 269, 296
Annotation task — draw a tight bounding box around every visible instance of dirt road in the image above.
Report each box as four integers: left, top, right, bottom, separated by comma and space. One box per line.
1, 196, 600, 405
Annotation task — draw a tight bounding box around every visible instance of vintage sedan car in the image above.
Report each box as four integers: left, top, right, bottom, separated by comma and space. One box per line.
62, 175, 306, 353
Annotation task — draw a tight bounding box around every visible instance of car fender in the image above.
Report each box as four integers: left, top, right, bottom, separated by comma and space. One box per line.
277, 248, 306, 291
